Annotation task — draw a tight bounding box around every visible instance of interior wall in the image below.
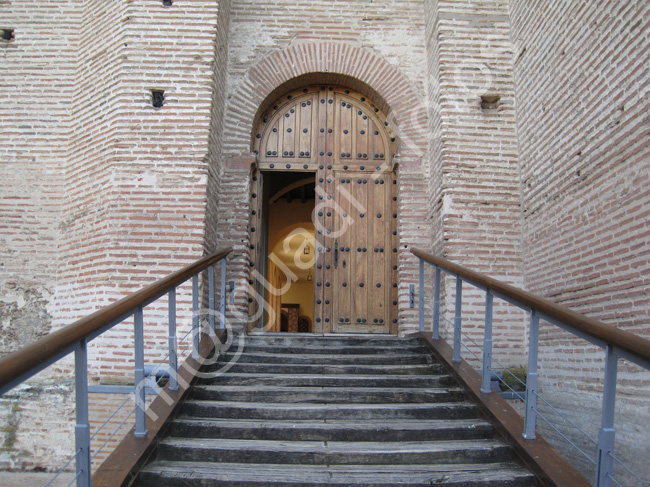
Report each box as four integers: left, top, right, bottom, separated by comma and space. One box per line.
282, 283, 315, 324
509, 0, 650, 481
268, 200, 315, 324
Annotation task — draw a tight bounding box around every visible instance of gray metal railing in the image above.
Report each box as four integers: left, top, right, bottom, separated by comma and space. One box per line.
412, 248, 650, 487
0, 248, 232, 487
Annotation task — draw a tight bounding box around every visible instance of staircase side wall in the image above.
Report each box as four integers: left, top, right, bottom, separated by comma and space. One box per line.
510, 0, 650, 481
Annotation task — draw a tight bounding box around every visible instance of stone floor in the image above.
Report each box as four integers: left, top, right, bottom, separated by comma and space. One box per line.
0, 471, 75, 487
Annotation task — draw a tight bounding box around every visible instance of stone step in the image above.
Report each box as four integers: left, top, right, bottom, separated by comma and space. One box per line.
157, 438, 513, 465
190, 385, 465, 404
216, 351, 435, 365
170, 418, 494, 442
132, 334, 538, 487
221, 343, 431, 356
138, 462, 535, 487
181, 400, 477, 421
239, 334, 421, 348
202, 362, 442, 375
199, 373, 454, 388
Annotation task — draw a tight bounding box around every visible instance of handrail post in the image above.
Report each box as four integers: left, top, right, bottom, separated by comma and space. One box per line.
134, 306, 147, 437
481, 291, 494, 394
168, 288, 178, 391
208, 265, 215, 337
192, 274, 199, 360
74, 339, 91, 487
595, 345, 618, 487
432, 266, 441, 340
523, 310, 540, 439
220, 258, 226, 330
419, 258, 425, 333
453, 276, 462, 363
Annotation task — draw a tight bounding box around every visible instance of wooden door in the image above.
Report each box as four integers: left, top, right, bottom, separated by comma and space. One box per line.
252, 86, 398, 334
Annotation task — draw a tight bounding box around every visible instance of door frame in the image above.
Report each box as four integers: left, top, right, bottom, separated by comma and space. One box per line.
249, 85, 399, 335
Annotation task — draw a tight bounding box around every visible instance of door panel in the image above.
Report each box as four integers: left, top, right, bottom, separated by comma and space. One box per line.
253, 86, 398, 334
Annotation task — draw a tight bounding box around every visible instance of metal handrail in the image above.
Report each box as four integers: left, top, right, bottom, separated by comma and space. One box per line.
0, 246, 232, 487
411, 247, 650, 487
411, 248, 650, 366
0, 247, 232, 393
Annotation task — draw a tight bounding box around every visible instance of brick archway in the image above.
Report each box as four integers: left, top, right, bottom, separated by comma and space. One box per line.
222, 42, 428, 165
217, 42, 431, 334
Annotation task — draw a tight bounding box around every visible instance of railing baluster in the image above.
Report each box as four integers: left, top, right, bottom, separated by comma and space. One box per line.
74, 339, 91, 487
419, 258, 425, 333
134, 306, 147, 437
168, 288, 178, 391
192, 274, 199, 360
432, 265, 441, 340
208, 265, 215, 337
481, 291, 494, 394
596, 345, 618, 487
523, 310, 540, 439
453, 276, 462, 363
220, 258, 226, 330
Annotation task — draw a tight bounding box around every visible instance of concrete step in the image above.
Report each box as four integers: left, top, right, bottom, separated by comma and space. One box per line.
202, 362, 442, 375
217, 351, 435, 365
199, 373, 454, 388
138, 462, 536, 487
181, 400, 478, 421
157, 438, 513, 465
170, 418, 494, 442
190, 385, 465, 403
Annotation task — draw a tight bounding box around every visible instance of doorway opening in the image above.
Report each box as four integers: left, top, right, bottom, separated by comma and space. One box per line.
264, 171, 316, 332
250, 84, 399, 334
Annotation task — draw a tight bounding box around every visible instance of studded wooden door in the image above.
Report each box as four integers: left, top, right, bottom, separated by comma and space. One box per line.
253, 85, 398, 334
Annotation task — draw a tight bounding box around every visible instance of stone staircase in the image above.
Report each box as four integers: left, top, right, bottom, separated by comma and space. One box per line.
135, 334, 536, 487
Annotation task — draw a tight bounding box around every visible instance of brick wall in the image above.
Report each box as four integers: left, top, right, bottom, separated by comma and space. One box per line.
0, 0, 79, 356
1, 0, 648, 480
510, 0, 650, 481
424, 0, 526, 364
0, 0, 228, 471
55, 0, 222, 380
218, 0, 431, 333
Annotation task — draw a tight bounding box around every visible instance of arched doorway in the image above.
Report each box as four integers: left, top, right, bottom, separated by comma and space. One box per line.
249, 85, 399, 334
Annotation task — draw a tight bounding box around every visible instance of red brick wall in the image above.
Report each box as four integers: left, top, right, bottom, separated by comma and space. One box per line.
54, 0, 222, 380
424, 0, 526, 363
0, 0, 228, 471
219, 0, 432, 333
510, 0, 650, 480
0, 0, 78, 356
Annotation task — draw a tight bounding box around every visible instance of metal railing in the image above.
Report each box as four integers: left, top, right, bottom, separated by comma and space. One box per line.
412, 248, 650, 487
0, 247, 232, 487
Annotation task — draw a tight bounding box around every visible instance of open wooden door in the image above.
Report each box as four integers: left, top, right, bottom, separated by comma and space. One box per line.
252, 85, 399, 334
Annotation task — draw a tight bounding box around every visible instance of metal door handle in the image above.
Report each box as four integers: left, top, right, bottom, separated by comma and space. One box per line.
334, 240, 339, 269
